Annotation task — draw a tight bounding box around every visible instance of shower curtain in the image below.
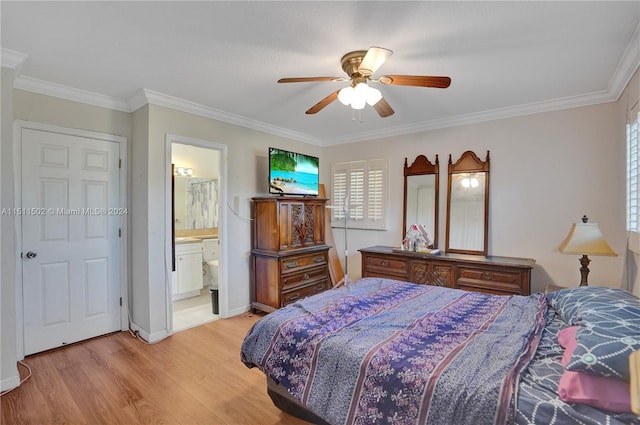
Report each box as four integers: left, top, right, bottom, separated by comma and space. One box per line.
185, 179, 218, 229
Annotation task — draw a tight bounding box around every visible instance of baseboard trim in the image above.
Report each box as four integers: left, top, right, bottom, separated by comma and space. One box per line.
1, 373, 20, 392
129, 322, 169, 344
224, 304, 251, 319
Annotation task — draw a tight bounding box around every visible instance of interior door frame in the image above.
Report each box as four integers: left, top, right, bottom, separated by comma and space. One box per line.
13, 120, 129, 360
164, 133, 228, 331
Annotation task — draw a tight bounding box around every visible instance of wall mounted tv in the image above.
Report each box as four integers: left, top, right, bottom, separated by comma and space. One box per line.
269, 147, 319, 196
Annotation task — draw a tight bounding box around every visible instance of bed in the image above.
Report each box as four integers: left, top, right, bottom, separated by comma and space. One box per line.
241, 277, 640, 425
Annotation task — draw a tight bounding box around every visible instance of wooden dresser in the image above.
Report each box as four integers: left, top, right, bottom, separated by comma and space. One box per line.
251, 197, 330, 313
360, 246, 535, 296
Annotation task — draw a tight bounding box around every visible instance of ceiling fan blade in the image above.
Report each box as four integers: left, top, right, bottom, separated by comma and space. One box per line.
358, 47, 393, 76
373, 98, 394, 117
306, 90, 340, 114
379, 75, 451, 88
278, 77, 343, 83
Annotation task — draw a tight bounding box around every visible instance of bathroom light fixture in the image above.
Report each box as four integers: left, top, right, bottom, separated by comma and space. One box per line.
174, 166, 194, 176
460, 174, 479, 189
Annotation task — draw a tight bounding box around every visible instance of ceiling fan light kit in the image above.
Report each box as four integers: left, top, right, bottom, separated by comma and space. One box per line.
278, 46, 451, 118
338, 83, 383, 109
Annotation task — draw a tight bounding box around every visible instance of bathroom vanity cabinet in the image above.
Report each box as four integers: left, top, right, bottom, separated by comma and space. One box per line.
173, 241, 204, 300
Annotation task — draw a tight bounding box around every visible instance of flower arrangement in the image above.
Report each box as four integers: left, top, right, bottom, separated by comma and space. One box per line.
403, 224, 432, 252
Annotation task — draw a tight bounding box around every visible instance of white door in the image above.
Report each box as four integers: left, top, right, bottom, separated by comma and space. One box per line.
21, 128, 122, 355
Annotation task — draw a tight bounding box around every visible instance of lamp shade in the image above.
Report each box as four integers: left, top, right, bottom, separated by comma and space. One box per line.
558, 222, 617, 256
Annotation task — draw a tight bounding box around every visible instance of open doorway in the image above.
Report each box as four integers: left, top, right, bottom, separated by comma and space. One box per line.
165, 134, 227, 333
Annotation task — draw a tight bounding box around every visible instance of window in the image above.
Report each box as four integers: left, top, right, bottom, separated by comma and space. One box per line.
331, 159, 387, 230
628, 115, 639, 232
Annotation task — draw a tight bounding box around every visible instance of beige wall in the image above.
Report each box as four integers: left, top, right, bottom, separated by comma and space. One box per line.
323, 101, 626, 293
130, 105, 151, 333
1, 67, 19, 390
13, 90, 132, 138
134, 104, 322, 336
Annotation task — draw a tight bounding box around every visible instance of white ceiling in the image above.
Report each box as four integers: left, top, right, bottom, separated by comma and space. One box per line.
2, 1, 640, 146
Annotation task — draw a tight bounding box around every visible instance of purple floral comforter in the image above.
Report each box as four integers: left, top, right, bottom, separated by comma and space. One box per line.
241, 278, 547, 425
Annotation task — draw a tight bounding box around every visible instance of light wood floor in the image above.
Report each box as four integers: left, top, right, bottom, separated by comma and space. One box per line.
1, 313, 310, 425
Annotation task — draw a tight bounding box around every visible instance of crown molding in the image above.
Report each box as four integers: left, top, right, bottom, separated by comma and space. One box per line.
609, 21, 640, 101
13, 75, 130, 112
1, 48, 28, 73
323, 89, 616, 146
127, 88, 323, 146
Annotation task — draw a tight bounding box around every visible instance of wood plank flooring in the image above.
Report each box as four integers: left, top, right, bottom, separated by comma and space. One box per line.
1, 313, 310, 425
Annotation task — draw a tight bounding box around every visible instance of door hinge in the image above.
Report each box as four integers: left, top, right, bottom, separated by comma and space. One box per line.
119, 228, 121, 237
119, 159, 122, 169
120, 297, 122, 306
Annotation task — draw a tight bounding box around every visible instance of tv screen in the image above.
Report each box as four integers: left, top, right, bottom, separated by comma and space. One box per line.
269, 147, 319, 196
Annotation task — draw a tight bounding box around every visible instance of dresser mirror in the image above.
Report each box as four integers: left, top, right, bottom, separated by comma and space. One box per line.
445, 151, 490, 255
403, 155, 439, 248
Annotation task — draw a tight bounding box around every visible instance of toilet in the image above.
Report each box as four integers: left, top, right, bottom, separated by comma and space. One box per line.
202, 238, 219, 288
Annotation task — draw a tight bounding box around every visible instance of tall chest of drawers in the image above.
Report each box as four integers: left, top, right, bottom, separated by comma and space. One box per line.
251, 197, 330, 313
360, 246, 535, 296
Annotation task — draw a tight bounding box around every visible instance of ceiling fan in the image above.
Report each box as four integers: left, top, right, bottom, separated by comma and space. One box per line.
278, 47, 451, 118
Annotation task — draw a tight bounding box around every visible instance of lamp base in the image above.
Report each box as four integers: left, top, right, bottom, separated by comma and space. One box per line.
578, 254, 590, 287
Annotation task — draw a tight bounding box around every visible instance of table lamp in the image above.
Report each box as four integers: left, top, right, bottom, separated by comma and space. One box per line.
558, 215, 617, 286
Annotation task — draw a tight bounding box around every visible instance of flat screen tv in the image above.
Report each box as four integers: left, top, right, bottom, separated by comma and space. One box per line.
269, 147, 319, 196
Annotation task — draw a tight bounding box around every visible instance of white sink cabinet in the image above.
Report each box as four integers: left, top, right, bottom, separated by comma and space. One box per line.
173, 241, 203, 300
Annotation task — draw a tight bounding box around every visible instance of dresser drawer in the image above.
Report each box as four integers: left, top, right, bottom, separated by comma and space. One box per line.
280, 252, 327, 272
455, 266, 524, 294
282, 265, 328, 291
411, 261, 454, 287
281, 280, 329, 306
364, 255, 409, 278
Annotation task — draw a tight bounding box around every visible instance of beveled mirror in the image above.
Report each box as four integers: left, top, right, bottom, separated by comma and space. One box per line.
446, 151, 490, 255
403, 155, 439, 248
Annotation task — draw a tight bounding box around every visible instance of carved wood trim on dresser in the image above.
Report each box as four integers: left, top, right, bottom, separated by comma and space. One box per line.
360, 245, 535, 296
251, 197, 330, 313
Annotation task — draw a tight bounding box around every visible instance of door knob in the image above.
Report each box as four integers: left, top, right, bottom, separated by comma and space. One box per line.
25, 251, 37, 259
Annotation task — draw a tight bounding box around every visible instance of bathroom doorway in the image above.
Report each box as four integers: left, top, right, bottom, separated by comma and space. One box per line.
165, 134, 227, 333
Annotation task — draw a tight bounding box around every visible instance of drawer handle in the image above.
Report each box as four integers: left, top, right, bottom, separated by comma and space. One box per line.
285, 261, 298, 269
381, 260, 388, 266
304, 273, 310, 280
314, 284, 325, 292
481, 272, 493, 280
313, 257, 323, 263
286, 293, 300, 301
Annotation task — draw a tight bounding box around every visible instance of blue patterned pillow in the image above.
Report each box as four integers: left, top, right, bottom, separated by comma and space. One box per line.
547, 286, 640, 381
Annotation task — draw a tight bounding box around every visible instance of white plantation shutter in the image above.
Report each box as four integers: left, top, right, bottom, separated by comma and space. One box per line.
367, 159, 385, 227
332, 165, 347, 221
331, 159, 387, 230
349, 161, 365, 221
628, 116, 639, 231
